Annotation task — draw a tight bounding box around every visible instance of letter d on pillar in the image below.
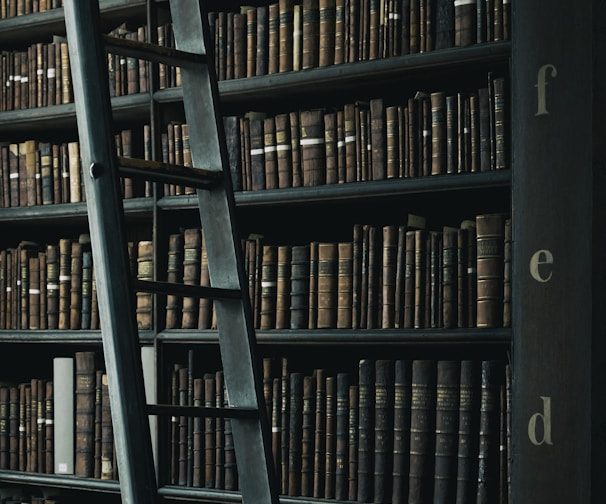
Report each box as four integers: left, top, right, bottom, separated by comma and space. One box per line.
528, 396, 553, 446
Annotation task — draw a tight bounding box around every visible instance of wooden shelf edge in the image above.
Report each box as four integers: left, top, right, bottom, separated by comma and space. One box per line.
0, 471, 121, 493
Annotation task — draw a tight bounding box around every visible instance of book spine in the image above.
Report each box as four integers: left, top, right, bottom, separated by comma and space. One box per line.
337, 242, 353, 329
288, 372, 303, 496
476, 213, 505, 328
373, 360, 394, 503
53, 356, 73, 475
357, 358, 375, 502
279, 0, 294, 72
317, 242, 338, 329
182, 228, 201, 329
324, 374, 336, 498
300, 109, 327, 187
276, 245, 292, 330
302, 0, 320, 69
74, 351, 96, 478
69, 241, 82, 330
136, 240, 153, 330
313, 369, 326, 498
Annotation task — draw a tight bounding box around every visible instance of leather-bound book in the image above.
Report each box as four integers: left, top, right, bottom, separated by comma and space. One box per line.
260, 244, 278, 330
182, 228, 201, 329
165, 233, 184, 329
135, 240, 153, 330
79, 236, 92, 330
357, 358, 375, 502
204, 373, 215, 488
249, 115, 267, 191
335, 372, 349, 501
381, 225, 397, 328
302, 0, 320, 69
256, 6, 269, 76
290, 244, 310, 329
435, 0, 454, 49
430, 91, 446, 175
279, 0, 295, 72
301, 373, 315, 496
319, 0, 336, 67
324, 111, 338, 184
503, 218, 512, 328
433, 360, 461, 503
476, 213, 505, 328
373, 359, 394, 503
246, 7, 257, 77
100, 374, 114, 480
198, 230, 213, 330
324, 374, 337, 498
370, 98, 386, 180
276, 245, 292, 329
334, 0, 345, 64
348, 384, 358, 501
275, 113, 293, 188
454, 0, 476, 46
0, 386, 8, 469
493, 76, 507, 171
75, 351, 96, 478
308, 241, 319, 329
233, 11, 247, 79
313, 369, 326, 498
455, 359, 480, 504
391, 359, 412, 504
264, 116, 278, 190
9, 386, 18, 471
317, 242, 338, 328
192, 377, 203, 487
289, 110, 303, 187
44, 380, 53, 474
407, 359, 436, 503
337, 242, 353, 329
57, 238, 71, 330
442, 227, 458, 328
268, 3, 280, 74
280, 358, 290, 494
288, 372, 303, 496
301, 109, 327, 187
476, 360, 503, 504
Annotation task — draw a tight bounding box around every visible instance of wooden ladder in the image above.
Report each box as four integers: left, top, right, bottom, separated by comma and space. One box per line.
63, 1, 279, 502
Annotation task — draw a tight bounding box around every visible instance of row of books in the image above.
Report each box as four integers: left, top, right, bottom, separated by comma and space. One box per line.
167, 354, 511, 503
0, 23, 148, 113
0, 0, 61, 19
163, 0, 511, 85
0, 210, 509, 332
0, 352, 117, 481
0, 235, 157, 331
0, 130, 152, 208
167, 213, 511, 332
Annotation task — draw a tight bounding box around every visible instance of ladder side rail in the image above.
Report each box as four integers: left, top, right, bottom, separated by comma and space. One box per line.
63, 2, 159, 503
169, 1, 279, 503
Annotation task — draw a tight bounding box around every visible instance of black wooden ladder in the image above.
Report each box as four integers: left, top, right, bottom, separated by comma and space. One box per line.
63, 1, 278, 502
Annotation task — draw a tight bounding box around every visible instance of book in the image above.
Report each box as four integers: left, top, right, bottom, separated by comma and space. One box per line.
334, 372, 349, 501
324, 374, 336, 498
317, 242, 338, 328
348, 384, 359, 501
391, 359, 412, 504
268, 3, 280, 74
69, 241, 82, 330
0, 386, 7, 469
442, 227, 458, 328
74, 351, 96, 478
302, 0, 320, 69
301, 373, 315, 496
53, 356, 74, 475
136, 240, 153, 330
370, 98, 386, 180
165, 233, 184, 329
476, 213, 505, 328
290, 245, 310, 329
279, 0, 295, 72
288, 372, 303, 496
381, 225, 397, 328
337, 242, 353, 329
455, 360, 480, 503
373, 359, 394, 503
476, 360, 503, 504
301, 109, 327, 187
433, 360, 461, 502
276, 245, 292, 329
260, 244, 278, 330
313, 369, 326, 498
408, 359, 436, 503
435, 0, 455, 49
182, 228, 201, 329
100, 374, 113, 480
357, 359, 375, 502
319, 0, 336, 67
256, 6, 269, 76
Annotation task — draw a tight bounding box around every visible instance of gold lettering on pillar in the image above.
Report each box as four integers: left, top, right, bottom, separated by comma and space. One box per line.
535, 64, 557, 116
530, 249, 554, 283
528, 396, 553, 446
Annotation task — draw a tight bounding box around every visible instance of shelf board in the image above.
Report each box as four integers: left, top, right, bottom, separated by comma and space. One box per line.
157, 170, 511, 210
0, 197, 153, 224
154, 41, 512, 105
0, 93, 150, 133
0, 471, 121, 493
0, 329, 154, 343
157, 328, 511, 346
0, 0, 147, 44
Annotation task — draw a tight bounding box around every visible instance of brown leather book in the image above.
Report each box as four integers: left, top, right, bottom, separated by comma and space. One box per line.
337, 242, 353, 329
288, 372, 303, 496
413, 229, 426, 328
290, 110, 303, 187
182, 228, 201, 329
275, 113, 293, 188
324, 374, 337, 498
60, 42, 71, 104
204, 373, 215, 488
313, 369, 326, 498
381, 225, 397, 328
165, 233, 184, 329
136, 240, 153, 330
302, 0, 320, 69
343, 103, 357, 182
334, 0, 346, 64
0, 386, 8, 469
233, 11, 247, 79
198, 229, 213, 330
268, 3, 280, 74
214, 370, 225, 489
433, 360, 461, 502
370, 98, 386, 180
324, 111, 338, 184
493, 76, 507, 171
246, 7, 257, 77
280, 358, 290, 494
276, 245, 292, 329
29, 378, 39, 472
93, 371, 102, 479
279, 0, 295, 72
192, 377, 203, 487
334, 372, 349, 500
454, 0, 476, 46
348, 384, 358, 501
347, 0, 359, 62
57, 238, 71, 330
45, 244, 58, 329
260, 244, 278, 330
301, 373, 315, 496
442, 227, 458, 328
68, 241, 82, 330
317, 242, 338, 328
264, 116, 279, 190
476, 213, 505, 328
8, 386, 17, 470
301, 109, 327, 187
308, 241, 319, 329
319, 0, 336, 67
410, 0, 420, 53
100, 373, 114, 480
256, 6, 269, 76
28, 254, 40, 330
44, 379, 53, 474
430, 91, 446, 175
75, 351, 96, 478
290, 244, 310, 329
18, 383, 27, 471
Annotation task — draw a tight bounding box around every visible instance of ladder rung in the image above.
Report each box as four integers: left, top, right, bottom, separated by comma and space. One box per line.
147, 404, 260, 420
118, 156, 222, 189
132, 279, 241, 300
102, 34, 207, 68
